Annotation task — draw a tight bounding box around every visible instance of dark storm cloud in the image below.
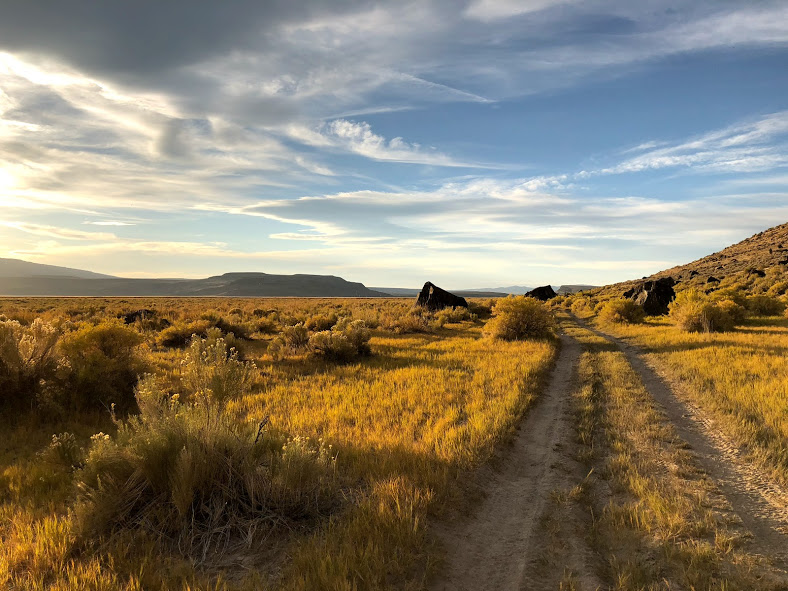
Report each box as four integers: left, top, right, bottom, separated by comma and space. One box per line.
0, 0, 373, 77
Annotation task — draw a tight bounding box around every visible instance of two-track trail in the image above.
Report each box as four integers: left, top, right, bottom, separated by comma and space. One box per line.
580, 319, 788, 570
431, 333, 592, 591
432, 315, 788, 591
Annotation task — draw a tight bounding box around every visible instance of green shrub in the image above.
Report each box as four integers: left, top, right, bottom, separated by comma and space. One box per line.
598, 298, 645, 324
156, 320, 212, 348
468, 299, 494, 319
74, 340, 340, 559
709, 288, 747, 307
309, 318, 371, 361
766, 280, 788, 297
745, 295, 785, 316
282, 323, 310, 349
570, 297, 596, 317
157, 313, 251, 348
0, 318, 60, 410
669, 290, 735, 333
715, 299, 746, 325
254, 317, 279, 334
305, 313, 339, 332
433, 306, 471, 325
483, 296, 555, 340
60, 321, 147, 412
381, 307, 431, 334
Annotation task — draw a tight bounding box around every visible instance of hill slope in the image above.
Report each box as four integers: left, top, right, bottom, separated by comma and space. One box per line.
594, 222, 788, 297
0, 258, 115, 279
652, 223, 788, 281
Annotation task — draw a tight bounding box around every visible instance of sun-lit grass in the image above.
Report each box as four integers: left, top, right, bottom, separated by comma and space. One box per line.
598, 314, 788, 484
0, 297, 556, 590
561, 315, 776, 589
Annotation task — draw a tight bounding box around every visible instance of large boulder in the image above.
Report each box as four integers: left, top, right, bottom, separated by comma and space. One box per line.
416, 282, 468, 311
623, 277, 676, 316
525, 285, 557, 301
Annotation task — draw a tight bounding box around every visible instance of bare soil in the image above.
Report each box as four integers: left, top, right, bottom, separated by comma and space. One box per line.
431, 334, 601, 591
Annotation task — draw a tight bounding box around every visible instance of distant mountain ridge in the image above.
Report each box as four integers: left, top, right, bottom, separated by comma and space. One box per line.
0, 259, 385, 297
0, 258, 115, 279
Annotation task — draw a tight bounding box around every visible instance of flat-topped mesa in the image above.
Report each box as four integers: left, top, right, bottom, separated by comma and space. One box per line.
623, 276, 676, 316
416, 282, 468, 312
525, 285, 557, 301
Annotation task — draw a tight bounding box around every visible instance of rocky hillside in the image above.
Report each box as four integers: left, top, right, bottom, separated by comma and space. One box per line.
652, 222, 788, 283
594, 222, 788, 297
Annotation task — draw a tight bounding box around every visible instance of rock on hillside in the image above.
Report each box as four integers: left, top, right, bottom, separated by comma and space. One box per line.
591, 221, 788, 299
652, 222, 788, 282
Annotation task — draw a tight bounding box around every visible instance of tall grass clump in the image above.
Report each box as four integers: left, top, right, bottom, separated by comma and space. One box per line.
74, 334, 341, 560
0, 318, 59, 410
669, 290, 735, 333
597, 298, 645, 324
483, 295, 555, 340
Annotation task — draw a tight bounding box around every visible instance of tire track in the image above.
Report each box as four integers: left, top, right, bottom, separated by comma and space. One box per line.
578, 317, 788, 570
431, 334, 587, 591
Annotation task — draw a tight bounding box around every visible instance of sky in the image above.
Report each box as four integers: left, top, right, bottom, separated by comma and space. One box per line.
0, 0, 787, 288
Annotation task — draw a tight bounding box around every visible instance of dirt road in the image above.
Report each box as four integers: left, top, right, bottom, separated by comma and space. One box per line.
584, 321, 788, 569
432, 317, 788, 590
431, 333, 585, 591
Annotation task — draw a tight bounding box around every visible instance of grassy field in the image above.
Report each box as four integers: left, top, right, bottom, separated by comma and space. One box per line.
0, 297, 557, 590
561, 315, 780, 590
595, 315, 788, 485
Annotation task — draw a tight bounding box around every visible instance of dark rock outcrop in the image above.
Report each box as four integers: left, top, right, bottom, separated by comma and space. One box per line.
707, 276, 720, 283
416, 282, 468, 311
623, 277, 676, 316
525, 285, 557, 301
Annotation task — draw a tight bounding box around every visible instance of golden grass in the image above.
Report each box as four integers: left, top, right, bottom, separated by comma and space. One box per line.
597, 315, 788, 484
0, 297, 556, 590
561, 316, 777, 589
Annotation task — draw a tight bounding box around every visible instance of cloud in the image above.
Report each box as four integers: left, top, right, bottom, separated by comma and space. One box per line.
464, 0, 569, 22
0, 2, 785, 286
0, 221, 116, 241
593, 111, 788, 175
84, 220, 136, 226
286, 119, 487, 167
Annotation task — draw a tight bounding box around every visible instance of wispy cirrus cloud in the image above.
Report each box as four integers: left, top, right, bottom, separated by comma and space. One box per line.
591, 111, 788, 175
285, 119, 490, 167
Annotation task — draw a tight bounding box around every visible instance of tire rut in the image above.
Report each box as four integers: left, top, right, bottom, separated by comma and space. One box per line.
578, 317, 788, 571
431, 334, 585, 591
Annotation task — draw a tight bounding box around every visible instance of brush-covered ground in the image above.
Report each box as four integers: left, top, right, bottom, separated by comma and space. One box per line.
0, 297, 557, 590
4, 256, 788, 591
